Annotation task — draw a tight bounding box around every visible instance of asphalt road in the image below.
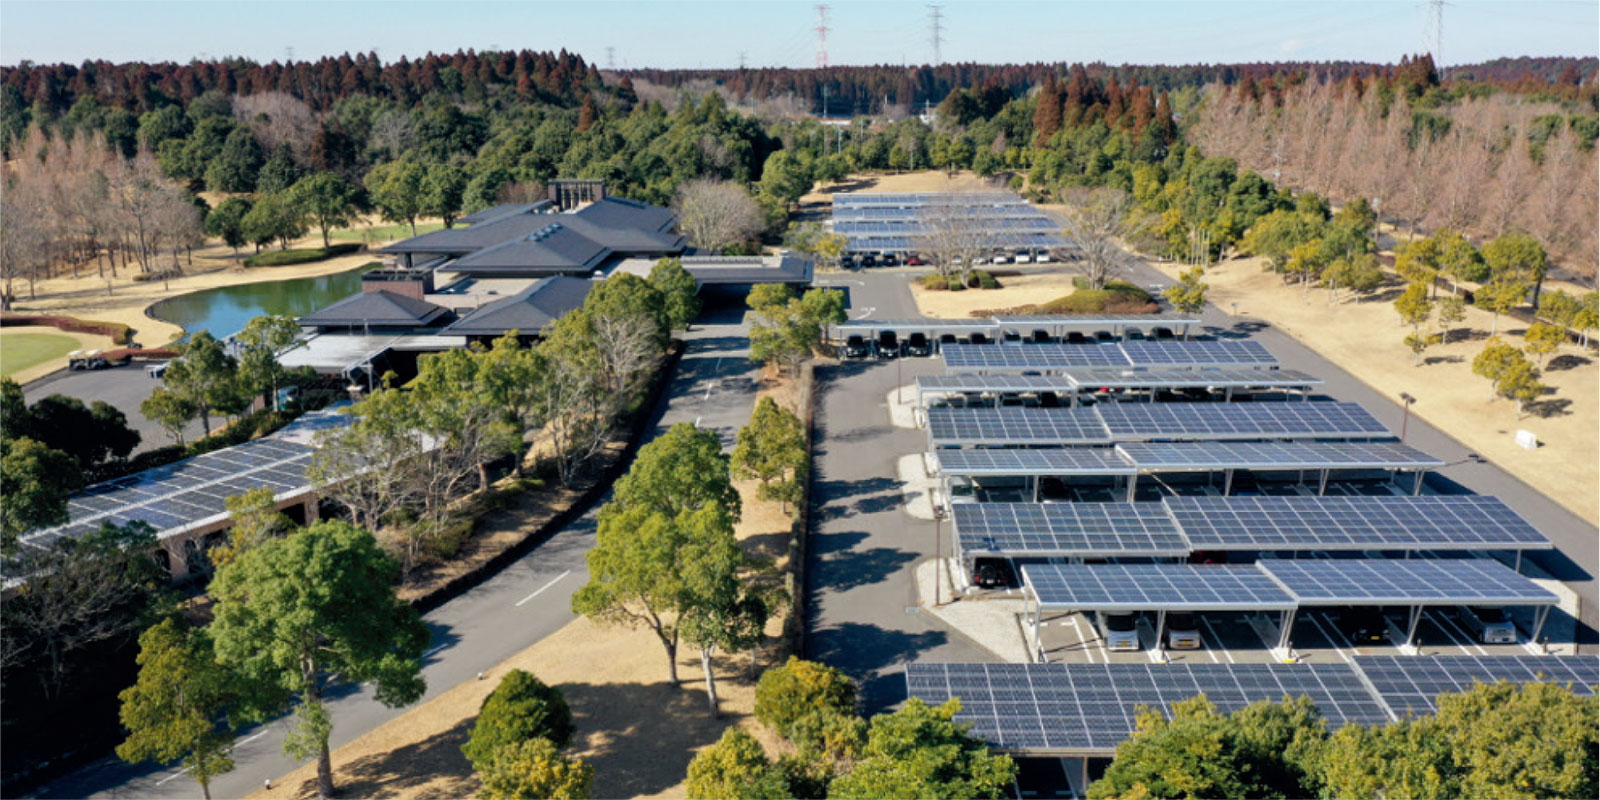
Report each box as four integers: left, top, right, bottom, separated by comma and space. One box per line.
36, 300, 763, 800
22, 366, 205, 455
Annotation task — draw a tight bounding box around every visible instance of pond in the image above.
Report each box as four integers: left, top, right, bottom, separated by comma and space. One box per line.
147, 263, 377, 339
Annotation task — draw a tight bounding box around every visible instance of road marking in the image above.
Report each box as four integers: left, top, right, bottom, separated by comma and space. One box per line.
1307, 612, 1354, 663
1198, 616, 1228, 663
515, 570, 572, 607
157, 731, 271, 784
703, 358, 722, 399
849, 306, 876, 319
1430, 610, 1489, 655
694, 416, 701, 428
423, 643, 449, 657
1067, 613, 1094, 663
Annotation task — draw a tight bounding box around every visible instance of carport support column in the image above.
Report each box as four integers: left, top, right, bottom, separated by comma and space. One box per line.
1223, 469, 1235, 497
1032, 600, 1044, 662
1318, 469, 1330, 496
1125, 474, 1138, 503
1155, 609, 1168, 663
1529, 605, 1551, 649
1404, 606, 1423, 650
1413, 470, 1425, 496
1224, 386, 1235, 402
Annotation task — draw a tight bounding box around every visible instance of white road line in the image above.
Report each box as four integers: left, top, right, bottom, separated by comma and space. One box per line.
1307, 612, 1355, 663
514, 570, 572, 607
1431, 610, 1489, 655
1067, 614, 1096, 664
1198, 617, 1228, 663
703, 358, 723, 400
157, 731, 272, 784
423, 643, 449, 657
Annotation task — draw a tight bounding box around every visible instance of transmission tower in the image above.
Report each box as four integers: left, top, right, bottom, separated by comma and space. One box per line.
1426, 0, 1448, 77
738, 51, 748, 70
815, 4, 830, 69
606, 46, 615, 70
927, 5, 944, 65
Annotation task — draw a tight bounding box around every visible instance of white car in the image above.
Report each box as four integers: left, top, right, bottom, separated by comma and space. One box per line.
1098, 611, 1141, 651
1014, 253, 1033, 264
1165, 612, 1202, 650
1456, 606, 1517, 644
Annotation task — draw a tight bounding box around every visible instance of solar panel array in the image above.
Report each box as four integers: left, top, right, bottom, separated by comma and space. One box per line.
1352, 656, 1599, 717
832, 192, 1067, 252
936, 448, 1134, 476
1098, 402, 1389, 441
22, 438, 316, 549
942, 343, 1130, 370
1023, 563, 1295, 611
954, 502, 1188, 557
1166, 496, 1551, 551
1258, 558, 1557, 606
917, 374, 1077, 393
904, 662, 1390, 752
927, 407, 1110, 445
1064, 367, 1323, 389
1120, 340, 1277, 368
993, 313, 1201, 326
833, 191, 1028, 208
1115, 441, 1443, 472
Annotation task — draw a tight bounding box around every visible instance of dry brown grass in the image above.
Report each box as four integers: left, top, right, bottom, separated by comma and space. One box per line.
1152, 255, 1598, 524
248, 376, 807, 800
910, 269, 1087, 318
801, 169, 1007, 206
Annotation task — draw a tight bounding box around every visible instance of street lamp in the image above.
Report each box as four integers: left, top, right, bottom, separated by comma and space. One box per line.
933, 502, 946, 607
1399, 392, 1417, 442
1230, 301, 1239, 318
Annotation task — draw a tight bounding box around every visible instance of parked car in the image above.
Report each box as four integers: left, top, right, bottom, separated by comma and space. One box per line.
1002, 329, 1022, 343
938, 333, 959, 348
1456, 606, 1518, 644
905, 255, 926, 266
880, 253, 900, 267
1014, 252, 1033, 264
874, 331, 900, 359
905, 332, 932, 357
1165, 612, 1202, 650
1094, 331, 1116, 342
1125, 329, 1145, 341
861, 254, 878, 267
946, 476, 978, 506
1337, 607, 1391, 645
1030, 329, 1052, 344
990, 253, 1011, 264
972, 558, 1016, 589
1098, 611, 1142, 651
1152, 326, 1176, 340
842, 335, 871, 359
968, 333, 989, 344
1065, 331, 1088, 344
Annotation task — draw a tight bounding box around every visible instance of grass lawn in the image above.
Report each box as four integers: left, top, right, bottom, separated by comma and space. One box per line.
331, 220, 445, 243
0, 332, 81, 377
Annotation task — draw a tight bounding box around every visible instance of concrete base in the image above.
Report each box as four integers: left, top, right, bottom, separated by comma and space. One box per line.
913, 559, 1034, 663
1246, 613, 1301, 663
897, 454, 939, 520
886, 386, 922, 429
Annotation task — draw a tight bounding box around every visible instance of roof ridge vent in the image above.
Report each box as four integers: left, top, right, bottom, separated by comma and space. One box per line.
528, 222, 564, 241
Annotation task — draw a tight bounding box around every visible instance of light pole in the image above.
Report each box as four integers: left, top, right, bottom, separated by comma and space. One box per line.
933, 503, 946, 606
1231, 301, 1239, 318
1399, 392, 1417, 442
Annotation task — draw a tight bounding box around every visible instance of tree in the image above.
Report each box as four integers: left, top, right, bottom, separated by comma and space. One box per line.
754, 656, 858, 749
1472, 337, 1524, 401
289, 172, 362, 248
209, 487, 292, 569
1162, 265, 1209, 319
204, 128, 263, 193
747, 283, 795, 313
1393, 283, 1435, 366
783, 222, 847, 271
1498, 358, 1547, 418
732, 397, 808, 511
686, 728, 792, 800
1435, 229, 1487, 292
1059, 187, 1138, 289
158, 331, 240, 438
461, 670, 576, 771
140, 388, 198, 445
1431, 681, 1597, 800
477, 737, 594, 800
610, 422, 741, 523
234, 314, 303, 410
1523, 322, 1564, 367
673, 178, 765, 253
678, 525, 780, 714
1437, 296, 1467, 343
649, 257, 701, 331
1482, 231, 1549, 308
1318, 719, 1453, 800
1242, 210, 1323, 272
205, 196, 253, 255
828, 698, 1015, 800
255, 143, 303, 195
0, 437, 80, 543
364, 158, 428, 236
240, 192, 307, 251
749, 288, 845, 375
756, 150, 813, 206
17, 394, 140, 472
1475, 277, 1530, 336
116, 619, 236, 800
210, 520, 429, 799
422, 162, 467, 228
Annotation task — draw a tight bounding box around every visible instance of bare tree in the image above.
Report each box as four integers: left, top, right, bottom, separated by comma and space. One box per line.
233, 92, 320, 155
1058, 187, 1138, 289
672, 178, 764, 253
915, 199, 992, 285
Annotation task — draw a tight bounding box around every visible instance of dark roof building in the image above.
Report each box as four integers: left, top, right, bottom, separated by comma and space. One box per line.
296, 290, 453, 331
380, 196, 686, 277
440, 276, 594, 340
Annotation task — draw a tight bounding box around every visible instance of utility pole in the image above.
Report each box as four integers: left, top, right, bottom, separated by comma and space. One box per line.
814, 4, 830, 69
927, 4, 945, 65
822, 84, 830, 118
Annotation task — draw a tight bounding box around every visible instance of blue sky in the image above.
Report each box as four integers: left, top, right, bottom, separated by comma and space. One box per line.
1, 0, 1594, 69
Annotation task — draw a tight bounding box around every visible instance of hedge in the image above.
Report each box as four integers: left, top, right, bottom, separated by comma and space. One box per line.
242, 243, 362, 267
0, 313, 134, 345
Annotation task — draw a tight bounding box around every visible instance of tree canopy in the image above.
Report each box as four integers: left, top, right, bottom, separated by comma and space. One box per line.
461, 669, 576, 771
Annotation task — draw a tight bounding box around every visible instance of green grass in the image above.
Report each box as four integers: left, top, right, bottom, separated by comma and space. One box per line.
1, 333, 81, 377
331, 221, 446, 242
243, 243, 363, 267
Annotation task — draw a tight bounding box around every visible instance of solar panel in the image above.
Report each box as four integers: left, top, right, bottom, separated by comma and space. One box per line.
1351, 655, 1599, 718
1121, 340, 1278, 368
1116, 441, 1444, 472
1097, 402, 1390, 441
935, 448, 1134, 477
926, 407, 1111, 445
942, 343, 1131, 371
1023, 563, 1296, 611
952, 503, 1187, 558
1063, 367, 1322, 390
917, 374, 1076, 394
838, 318, 997, 332
1165, 496, 1553, 551
993, 314, 1201, 326
905, 662, 1391, 753
1258, 558, 1557, 606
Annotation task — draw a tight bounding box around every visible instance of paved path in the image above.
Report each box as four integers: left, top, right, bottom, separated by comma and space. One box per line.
37, 305, 762, 800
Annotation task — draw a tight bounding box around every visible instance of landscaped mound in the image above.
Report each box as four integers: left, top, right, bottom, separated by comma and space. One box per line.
243, 242, 363, 267
971, 279, 1158, 316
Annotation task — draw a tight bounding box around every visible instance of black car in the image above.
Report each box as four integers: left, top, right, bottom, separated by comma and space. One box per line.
1030, 330, 1052, 344
842, 334, 871, 358
972, 558, 1016, 589
905, 332, 932, 357
861, 254, 878, 268
968, 333, 989, 345
875, 331, 900, 359
1152, 326, 1176, 340
1337, 607, 1391, 645
1002, 329, 1022, 343
939, 333, 959, 348
1094, 331, 1116, 343
1065, 331, 1089, 344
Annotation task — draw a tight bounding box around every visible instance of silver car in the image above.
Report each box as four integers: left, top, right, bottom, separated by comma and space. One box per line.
1099, 611, 1141, 651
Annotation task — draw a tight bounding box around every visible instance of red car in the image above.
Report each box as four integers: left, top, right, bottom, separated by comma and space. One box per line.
905, 256, 926, 266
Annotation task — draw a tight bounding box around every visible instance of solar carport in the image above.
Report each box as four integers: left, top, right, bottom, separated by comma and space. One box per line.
1062, 367, 1323, 404
992, 314, 1200, 341
902, 656, 1592, 761
940, 340, 1278, 374
926, 402, 1390, 448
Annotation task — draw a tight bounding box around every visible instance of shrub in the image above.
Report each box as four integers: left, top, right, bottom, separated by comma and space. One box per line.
242, 243, 362, 267
1, 312, 134, 345
918, 273, 947, 290
462, 670, 576, 771
972, 270, 1000, 289
130, 270, 185, 283
947, 278, 966, 291
755, 657, 858, 747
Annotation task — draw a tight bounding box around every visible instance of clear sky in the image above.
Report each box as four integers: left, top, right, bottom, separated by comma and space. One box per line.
1, 0, 1594, 70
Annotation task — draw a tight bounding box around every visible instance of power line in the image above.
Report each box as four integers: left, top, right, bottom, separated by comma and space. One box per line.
815, 4, 830, 69
927, 4, 945, 65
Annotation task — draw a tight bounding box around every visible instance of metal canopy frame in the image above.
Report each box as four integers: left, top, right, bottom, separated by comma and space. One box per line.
1165, 495, 1554, 553
952, 502, 1189, 560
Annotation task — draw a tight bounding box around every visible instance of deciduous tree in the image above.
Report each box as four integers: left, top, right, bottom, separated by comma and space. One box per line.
673, 178, 764, 253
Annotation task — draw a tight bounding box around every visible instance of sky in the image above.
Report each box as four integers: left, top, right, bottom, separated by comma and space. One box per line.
0, 0, 1595, 70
